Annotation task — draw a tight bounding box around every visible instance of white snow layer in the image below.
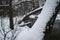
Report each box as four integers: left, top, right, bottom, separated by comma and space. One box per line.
0, 16, 29, 40
56, 14, 60, 20
16, 0, 59, 40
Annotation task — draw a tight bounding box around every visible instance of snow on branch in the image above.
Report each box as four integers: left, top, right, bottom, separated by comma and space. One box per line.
18, 6, 43, 24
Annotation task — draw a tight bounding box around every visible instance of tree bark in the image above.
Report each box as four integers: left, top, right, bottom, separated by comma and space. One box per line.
9, 0, 14, 30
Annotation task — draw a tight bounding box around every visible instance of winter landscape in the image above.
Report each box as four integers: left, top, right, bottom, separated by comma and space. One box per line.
0, 0, 60, 40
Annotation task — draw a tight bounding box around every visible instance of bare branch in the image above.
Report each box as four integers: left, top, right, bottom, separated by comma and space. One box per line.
0, 30, 4, 36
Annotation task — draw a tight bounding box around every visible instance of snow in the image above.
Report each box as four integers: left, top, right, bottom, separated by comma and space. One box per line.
0, 16, 29, 40
0, 0, 60, 40
56, 14, 60, 20
15, 0, 59, 40
29, 15, 38, 19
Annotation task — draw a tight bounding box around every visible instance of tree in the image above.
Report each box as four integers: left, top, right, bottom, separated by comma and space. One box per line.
9, 0, 14, 30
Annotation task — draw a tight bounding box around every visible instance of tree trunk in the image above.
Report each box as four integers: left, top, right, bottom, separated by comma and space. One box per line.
9, 0, 14, 30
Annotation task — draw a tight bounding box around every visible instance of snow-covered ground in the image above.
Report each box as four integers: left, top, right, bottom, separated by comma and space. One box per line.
0, 13, 60, 40
0, 16, 30, 40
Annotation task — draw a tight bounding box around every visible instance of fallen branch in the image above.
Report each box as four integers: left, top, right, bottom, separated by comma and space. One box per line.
18, 6, 43, 24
